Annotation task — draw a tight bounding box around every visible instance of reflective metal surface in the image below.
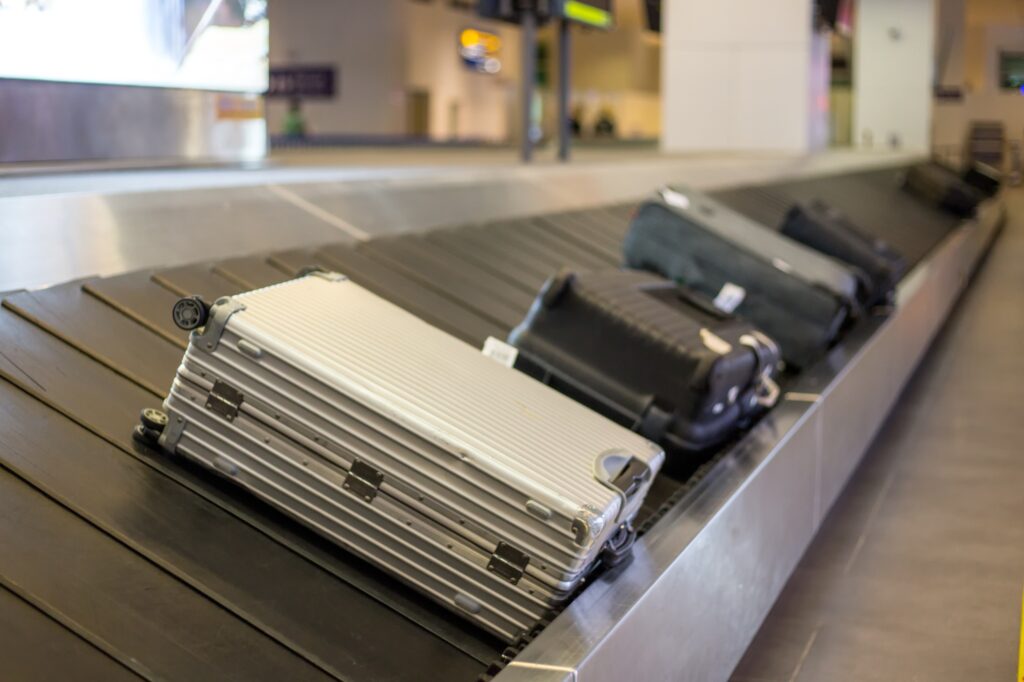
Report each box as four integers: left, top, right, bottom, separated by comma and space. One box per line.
496, 200, 1004, 682
0, 186, 343, 291
0, 80, 265, 164
0, 150, 918, 291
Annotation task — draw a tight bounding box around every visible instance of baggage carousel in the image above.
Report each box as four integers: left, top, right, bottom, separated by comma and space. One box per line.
0, 157, 1004, 681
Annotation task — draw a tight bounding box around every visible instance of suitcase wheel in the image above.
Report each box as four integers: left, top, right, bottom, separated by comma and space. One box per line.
172, 296, 210, 331
600, 521, 636, 568
132, 424, 161, 447
140, 407, 169, 431
134, 408, 169, 447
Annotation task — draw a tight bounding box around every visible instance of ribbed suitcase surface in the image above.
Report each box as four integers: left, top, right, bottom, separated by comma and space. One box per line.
159, 273, 664, 640
507, 269, 781, 458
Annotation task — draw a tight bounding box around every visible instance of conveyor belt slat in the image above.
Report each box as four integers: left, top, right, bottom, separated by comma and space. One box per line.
2, 284, 181, 395
358, 239, 528, 329
316, 244, 504, 345
0, 309, 500, 671
0, 584, 143, 682
213, 254, 297, 290
0, 460, 331, 682
152, 263, 246, 302
83, 272, 189, 348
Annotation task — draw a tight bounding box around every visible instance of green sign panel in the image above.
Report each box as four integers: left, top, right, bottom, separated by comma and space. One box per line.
561, 0, 613, 29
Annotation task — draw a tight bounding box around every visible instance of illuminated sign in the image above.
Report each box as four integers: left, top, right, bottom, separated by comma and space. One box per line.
459, 27, 502, 74
560, 0, 613, 29
0, 0, 268, 93
269, 65, 336, 99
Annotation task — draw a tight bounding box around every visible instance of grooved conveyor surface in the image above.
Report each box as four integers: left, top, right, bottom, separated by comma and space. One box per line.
0, 160, 988, 681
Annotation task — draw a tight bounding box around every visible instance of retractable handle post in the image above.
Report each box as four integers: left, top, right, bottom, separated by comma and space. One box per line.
519, 0, 538, 163
557, 16, 572, 162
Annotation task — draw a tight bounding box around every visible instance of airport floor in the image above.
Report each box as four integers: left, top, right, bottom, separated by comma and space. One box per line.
731, 190, 1024, 681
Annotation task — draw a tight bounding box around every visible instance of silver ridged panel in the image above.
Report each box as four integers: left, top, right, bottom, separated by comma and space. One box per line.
228, 276, 664, 524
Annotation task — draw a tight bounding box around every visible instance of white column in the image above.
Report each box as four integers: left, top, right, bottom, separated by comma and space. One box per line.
853, 0, 937, 152
660, 0, 817, 154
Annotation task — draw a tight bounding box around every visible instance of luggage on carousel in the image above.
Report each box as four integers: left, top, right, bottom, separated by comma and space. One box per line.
779, 200, 907, 307
143, 272, 665, 642
961, 162, 1001, 198
502, 269, 781, 460
623, 187, 854, 368
903, 162, 985, 218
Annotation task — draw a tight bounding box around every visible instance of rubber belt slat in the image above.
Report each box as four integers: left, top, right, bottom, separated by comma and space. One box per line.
0, 307, 500, 671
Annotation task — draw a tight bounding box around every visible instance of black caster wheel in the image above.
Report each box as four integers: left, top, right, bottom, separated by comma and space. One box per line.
600, 522, 637, 568
132, 424, 161, 446
172, 296, 209, 331
140, 408, 168, 432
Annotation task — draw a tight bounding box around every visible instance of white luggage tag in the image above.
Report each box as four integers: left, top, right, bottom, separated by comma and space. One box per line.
713, 282, 746, 313
482, 336, 519, 368
660, 187, 691, 210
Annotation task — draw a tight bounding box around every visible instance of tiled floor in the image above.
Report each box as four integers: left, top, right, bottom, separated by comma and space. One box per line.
731, 191, 1024, 682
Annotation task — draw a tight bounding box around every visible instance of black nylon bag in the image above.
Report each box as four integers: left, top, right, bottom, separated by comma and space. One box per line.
622, 201, 849, 368
507, 269, 781, 460
903, 163, 985, 218
779, 200, 907, 307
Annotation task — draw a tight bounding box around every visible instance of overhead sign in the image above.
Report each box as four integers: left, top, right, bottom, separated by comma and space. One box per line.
560, 0, 613, 29
268, 65, 336, 98
459, 28, 502, 74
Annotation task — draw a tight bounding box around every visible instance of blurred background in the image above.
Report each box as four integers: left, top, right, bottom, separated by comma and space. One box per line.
0, 0, 1022, 170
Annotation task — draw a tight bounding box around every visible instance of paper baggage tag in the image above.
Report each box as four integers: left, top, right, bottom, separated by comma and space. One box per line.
713, 282, 746, 314
660, 187, 691, 210
482, 336, 519, 368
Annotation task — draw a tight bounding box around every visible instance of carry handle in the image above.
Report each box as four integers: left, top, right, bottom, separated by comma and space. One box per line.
740, 332, 782, 408
673, 285, 730, 319
755, 375, 781, 408
594, 451, 652, 524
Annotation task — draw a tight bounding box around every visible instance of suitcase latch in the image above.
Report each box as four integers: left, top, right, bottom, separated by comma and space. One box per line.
487, 542, 530, 585
206, 381, 243, 422
610, 456, 652, 498
343, 459, 384, 503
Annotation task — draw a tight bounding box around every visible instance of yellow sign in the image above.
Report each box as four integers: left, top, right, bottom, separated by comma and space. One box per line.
1019, 586, 1023, 682
215, 94, 264, 121
459, 28, 502, 74
563, 0, 613, 29
460, 28, 501, 54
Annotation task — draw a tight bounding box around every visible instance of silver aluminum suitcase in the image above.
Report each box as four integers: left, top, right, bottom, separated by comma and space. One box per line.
152, 272, 665, 641
657, 185, 865, 310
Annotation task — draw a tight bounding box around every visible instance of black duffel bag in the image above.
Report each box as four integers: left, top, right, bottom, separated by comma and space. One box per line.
623, 199, 850, 369
779, 200, 907, 307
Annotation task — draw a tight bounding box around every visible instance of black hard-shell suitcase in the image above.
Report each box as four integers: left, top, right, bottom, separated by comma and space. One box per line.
623, 200, 849, 369
962, 164, 1001, 197
903, 163, 985, 218
779, 200, 907, 307
503, 269, 781, 460
933, 159, 1001, 198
